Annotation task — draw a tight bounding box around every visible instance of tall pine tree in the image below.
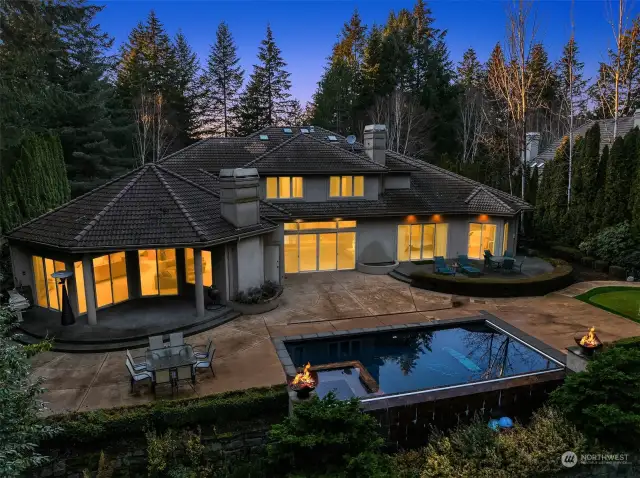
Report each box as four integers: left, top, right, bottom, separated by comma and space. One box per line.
203, 22, 244, 137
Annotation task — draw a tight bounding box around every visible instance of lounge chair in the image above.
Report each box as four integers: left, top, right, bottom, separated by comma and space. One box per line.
434, 256, 455, 276
457, 255, 482, 276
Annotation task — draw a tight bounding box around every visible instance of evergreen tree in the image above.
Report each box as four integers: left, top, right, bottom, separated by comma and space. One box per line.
558, 37, 588, 124
236, 25, 292, 133
547, 138, 570, 239
169, 31, 203, 148
603, 133, 636, 226
457, 48, 485, 88
203, 22, 244, 137
592, 144, 609, 232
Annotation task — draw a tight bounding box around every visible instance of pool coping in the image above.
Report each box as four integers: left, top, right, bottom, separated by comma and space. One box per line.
272, 311, 567, 410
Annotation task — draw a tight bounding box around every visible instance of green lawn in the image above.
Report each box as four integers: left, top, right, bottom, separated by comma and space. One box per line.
577, 286, 640, 322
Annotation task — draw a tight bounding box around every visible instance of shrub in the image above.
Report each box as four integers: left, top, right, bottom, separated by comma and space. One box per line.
579, 222, 638, 265
609, 265, 627, 280
594, 260, 609, 272
550, 245, 583, 262
46, 385, 287, 446
266, 393, 388, 477
610, 336, 640, 350
620, 251, 640, 273
409, 265, 574, 297
580, 256, 595, 267
421, 406, 588, 478
550, 346, 640, 449
234, 281, 281, 304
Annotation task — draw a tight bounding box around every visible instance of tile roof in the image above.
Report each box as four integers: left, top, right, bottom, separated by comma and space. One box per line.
244, 133, 387, 173
533, 116, 636, 164
8, 164, 277, 252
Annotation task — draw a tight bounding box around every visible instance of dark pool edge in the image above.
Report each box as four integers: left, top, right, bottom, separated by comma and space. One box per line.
272, 311, 567, 381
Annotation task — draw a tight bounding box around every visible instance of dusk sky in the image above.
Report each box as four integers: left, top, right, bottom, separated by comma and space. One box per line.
96, 1, 639, 104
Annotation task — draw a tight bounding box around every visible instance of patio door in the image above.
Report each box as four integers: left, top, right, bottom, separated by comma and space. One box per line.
468, 223, 497, 259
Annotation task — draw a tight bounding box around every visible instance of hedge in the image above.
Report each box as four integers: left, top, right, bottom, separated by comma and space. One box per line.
44, 385, 288, 446
610, 336, 640, 349
550, 245, 583, 262
594, 260, 609, 272
409, 265, 574, 297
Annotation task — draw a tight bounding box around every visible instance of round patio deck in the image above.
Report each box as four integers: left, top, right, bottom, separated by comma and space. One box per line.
17, 296, 239, 352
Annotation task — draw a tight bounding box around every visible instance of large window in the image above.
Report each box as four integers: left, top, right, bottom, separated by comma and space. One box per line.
74, 261, 87, 314
93, 252, 128, 308
397, 224, 448, 262
468, 223, 497, 259
503, 222, 509, 254
139, 249, 177, 296
266, 177, 303, 199
32, 256, 64, 310
284, 221, 357, 273
185, 248, 213, 287
330, 176, 364, 197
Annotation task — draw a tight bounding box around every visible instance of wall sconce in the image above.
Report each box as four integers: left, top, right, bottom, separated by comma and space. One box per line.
432, 214, 442, 222
478, 214, 489, 222
406, 215, 417, 224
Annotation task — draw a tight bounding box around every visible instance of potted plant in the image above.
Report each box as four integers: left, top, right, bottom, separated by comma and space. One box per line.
229, 280, 283, 314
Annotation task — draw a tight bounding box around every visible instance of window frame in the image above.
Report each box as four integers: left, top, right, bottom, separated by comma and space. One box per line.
138, 249, 178, 297
396, 223, 449, 262
185, 248, 213, 287
329, 175, 364, 198
93, 252, 129, 309
266, 176, 304, 199
467, 222, 498, 259
32, 256, 65, 311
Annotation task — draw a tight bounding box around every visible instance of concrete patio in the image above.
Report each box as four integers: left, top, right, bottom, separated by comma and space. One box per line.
30, 272, 640, 415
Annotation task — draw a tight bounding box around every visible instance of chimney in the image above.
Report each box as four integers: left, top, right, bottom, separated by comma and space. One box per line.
634, 109, 640, 129
364, 124, 386, 166
219, 168, 260, 228
524, 132, 541, 165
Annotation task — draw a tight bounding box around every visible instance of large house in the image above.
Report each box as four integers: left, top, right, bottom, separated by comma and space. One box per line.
7, 125, 531, 327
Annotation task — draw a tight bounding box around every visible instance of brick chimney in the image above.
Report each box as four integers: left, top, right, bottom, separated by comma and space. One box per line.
364, 124, 386, 166
219, 168, 260, 228
634, 109, 640, 129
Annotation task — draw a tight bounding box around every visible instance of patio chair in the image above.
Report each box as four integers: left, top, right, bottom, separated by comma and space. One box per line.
153, 369, 174, 395
484, 250, 501, 271
194, 339, 213, 359
433, 256, 455, 276
457, 255, 482, 276
169, 332, 184, 348
148, 335, 165, 351
194, 341, 216, 377
125, 358, 152, 393
501, 258, 515, 274
504, 250, 514, 258
174, 365, 196, 392
513, 256, 525, 273
126, 349, 147, 372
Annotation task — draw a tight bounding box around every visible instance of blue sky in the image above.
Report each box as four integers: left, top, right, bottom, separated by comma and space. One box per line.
95, 1, 638, 104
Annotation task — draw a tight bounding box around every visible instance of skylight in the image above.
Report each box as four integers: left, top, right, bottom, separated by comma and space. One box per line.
327, 135, 338, 141
283, 128, 292, 134
259, 134, 269, 141
300, 128, 309, 134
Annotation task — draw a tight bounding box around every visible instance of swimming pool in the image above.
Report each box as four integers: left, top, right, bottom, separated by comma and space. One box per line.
278, 316, 563, 401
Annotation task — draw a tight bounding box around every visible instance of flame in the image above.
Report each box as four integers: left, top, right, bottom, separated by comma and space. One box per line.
580, 327, 599, 348
292, 362, 315, 387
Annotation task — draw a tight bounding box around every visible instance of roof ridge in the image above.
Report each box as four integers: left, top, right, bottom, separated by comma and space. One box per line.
465, 186, 511, 211
196, 168, 292, 217
156, 164, 221, 198
6, 166, 145, 237
152, 165, 208, 242
245, 125, 272, 138
72, 166, 149, 246
243, 132, 303, 167
303, 133, 389, 170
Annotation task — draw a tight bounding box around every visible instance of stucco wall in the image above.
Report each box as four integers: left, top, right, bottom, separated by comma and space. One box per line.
236, 236, 264, 292
10, 244, 33, 290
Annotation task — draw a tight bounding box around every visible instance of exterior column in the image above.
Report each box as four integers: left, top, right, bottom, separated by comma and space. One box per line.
194, 249, 205, 318
65, 260, 79, 317
82, 255, 97, 325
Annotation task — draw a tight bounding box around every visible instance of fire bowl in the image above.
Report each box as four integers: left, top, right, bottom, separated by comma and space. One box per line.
288, 370, 319, 399
573, 331, 603, 355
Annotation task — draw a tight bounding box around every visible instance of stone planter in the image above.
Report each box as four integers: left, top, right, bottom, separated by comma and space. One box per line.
356, 261, 399, 275
229, 290, 282, 315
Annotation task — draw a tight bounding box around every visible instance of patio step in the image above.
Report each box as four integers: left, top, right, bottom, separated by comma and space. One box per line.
389, 270, 412, 284
14, 309, 241, 353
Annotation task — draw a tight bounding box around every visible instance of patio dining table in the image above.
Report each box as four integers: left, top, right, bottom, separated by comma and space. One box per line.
145, 344, 196, 372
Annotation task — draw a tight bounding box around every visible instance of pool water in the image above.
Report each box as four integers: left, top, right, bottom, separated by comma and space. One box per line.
286, 322, 561, 398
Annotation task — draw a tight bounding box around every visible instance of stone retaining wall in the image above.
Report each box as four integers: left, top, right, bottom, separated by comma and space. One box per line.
33, 427, 270, 477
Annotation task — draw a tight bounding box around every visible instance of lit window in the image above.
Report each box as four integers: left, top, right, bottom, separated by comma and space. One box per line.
283, 222, 357, 273
93, 252, 129, 308
329, 176, 364, 197
138, 249, 177, 296
397, 224, 448, 261
259, 134, 269, 141
74, 261, 87, 314
32, 256, 65, 311
338, 220, 357, 228
185, 248, 213, 287
298, 221, 337, 230
284, 223, 298, 231
266, 177, 303, 199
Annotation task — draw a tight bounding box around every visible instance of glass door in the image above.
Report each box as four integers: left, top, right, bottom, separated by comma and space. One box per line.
319, 233, 337, 270
299, 234, 318, 272
468, 223, 497, 259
